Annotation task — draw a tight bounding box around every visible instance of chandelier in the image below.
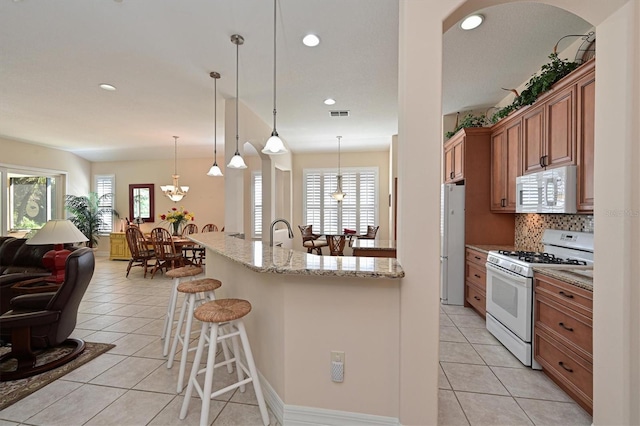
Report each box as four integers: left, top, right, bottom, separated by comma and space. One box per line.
161, 136, 189, 202
331, 136, 346, 202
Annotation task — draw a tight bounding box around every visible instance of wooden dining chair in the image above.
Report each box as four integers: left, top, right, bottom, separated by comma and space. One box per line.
298, 225, 328, 255
201, 224, 218, 233
327, 235, 347, 256
181, 223, 203, 265
125, 225, 155, 278
359, 225, 379, 240
150, 227, 184, 278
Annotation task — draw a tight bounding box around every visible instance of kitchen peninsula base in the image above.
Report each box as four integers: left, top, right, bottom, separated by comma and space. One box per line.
187, 233, 404, 425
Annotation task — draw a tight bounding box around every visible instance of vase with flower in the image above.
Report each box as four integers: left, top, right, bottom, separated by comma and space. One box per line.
160, 206, 195, 236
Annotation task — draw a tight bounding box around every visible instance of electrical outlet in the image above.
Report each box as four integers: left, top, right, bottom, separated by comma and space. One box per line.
330, 351, 345, 382
331, 351, 345, 363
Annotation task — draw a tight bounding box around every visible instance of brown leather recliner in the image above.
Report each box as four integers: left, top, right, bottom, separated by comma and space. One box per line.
0, 247, 95, 381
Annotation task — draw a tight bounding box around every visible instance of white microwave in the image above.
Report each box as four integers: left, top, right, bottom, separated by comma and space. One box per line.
516, 165, 577, 213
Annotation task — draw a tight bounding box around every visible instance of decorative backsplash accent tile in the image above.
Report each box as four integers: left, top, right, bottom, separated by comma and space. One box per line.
515, 214, 594, 251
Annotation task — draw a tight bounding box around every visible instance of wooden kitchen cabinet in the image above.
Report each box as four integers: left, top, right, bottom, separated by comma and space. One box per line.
490, 119, 521, 212
522, 86, 573, 175
443, 131, 465, 183
465, 248, 487, 317
442, 127, 515, 245
109, 232, 131, 260
576, 64, 595, 212
534, 272, 593, 415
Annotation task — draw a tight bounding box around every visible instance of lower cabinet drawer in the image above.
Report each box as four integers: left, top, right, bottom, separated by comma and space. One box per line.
466, 282, 486, 317
536, 294, 592, 360
535, 328, 593, 414
466, 262, 486, 290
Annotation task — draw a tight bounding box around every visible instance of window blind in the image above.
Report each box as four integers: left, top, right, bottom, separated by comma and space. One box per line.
303, 167, 378, 234
95, 175, 115, 234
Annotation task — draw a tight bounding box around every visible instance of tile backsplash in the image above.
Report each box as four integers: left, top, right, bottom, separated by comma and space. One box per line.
515, 214, 594, 251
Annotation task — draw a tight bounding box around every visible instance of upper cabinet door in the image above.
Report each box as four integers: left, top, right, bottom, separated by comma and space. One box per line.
576, 69, 595, 212
522, 104, 546, 174
545, 88, 576, 169
443, 131, 465, 183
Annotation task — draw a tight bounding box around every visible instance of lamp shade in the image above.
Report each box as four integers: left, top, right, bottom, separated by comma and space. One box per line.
227, 153, 247, 169
262, 133, 287, 155
26, 219, 88, 246
207, 164, 224, 177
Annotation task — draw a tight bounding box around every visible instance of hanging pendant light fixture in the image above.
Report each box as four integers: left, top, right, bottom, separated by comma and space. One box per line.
161, 136, 189, 202
207, 71, 223, 177
331, 136, 346, 202
227, 34, 248, 169
262, 0, 287, 155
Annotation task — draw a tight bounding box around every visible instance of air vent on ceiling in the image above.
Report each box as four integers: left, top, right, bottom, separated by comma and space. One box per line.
330, 110, 350, 117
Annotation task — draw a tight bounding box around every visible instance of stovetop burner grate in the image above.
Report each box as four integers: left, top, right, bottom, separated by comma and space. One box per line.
496, 250, 587, 265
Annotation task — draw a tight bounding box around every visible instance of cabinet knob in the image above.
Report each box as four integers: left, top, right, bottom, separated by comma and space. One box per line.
450, 171, 455, 179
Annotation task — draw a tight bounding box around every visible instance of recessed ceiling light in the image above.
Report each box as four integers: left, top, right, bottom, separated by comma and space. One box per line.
100, 84, 117, 91
324, 98, 336, 105
460, 14, 484, 30
302, 34, 320, 47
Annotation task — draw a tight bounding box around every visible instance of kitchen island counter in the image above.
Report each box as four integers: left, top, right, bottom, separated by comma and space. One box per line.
188, 232, 404, 279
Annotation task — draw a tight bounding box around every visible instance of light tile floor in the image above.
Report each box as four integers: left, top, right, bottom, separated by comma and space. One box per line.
0, 257, 593, 425
438, 304, 593, 426
0, 257, 279, 426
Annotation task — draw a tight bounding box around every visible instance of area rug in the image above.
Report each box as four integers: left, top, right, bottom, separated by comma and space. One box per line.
0, 341, 115, 410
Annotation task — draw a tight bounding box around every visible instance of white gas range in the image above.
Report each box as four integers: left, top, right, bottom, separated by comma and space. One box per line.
484, 229, 593, 368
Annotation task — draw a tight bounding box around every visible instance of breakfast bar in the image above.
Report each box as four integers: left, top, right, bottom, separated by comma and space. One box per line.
186, 232, 404, 421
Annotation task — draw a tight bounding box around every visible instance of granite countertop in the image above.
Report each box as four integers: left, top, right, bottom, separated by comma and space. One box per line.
533, 267, 594, 292
188, 232, 404, 279
352, 239, 397, 250
465, 244, 517, 254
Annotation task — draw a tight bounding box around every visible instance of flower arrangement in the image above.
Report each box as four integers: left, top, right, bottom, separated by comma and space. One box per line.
160, 206, 194, 235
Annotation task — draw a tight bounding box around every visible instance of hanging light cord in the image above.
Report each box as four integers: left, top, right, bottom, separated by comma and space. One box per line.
213, 76, 218, 163
337, 136, 341, 175
272, 0, 278, 133
235, 38, 240, 155
173, 136, 178, 175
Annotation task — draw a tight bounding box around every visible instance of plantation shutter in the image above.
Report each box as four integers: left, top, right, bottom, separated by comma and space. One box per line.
252, 172, 262, 237
303, 168, 378, 235
95, 175, 115, 234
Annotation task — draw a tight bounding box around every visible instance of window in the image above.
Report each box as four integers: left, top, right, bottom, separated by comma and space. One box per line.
95, 175, 115, 234
2, 166, 63, 234
303, 168, 378, 234
252, 172, 262, 238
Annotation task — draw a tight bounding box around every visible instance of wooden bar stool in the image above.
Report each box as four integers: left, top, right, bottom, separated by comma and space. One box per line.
167, 277, 231, 393
162, 266, 203, 356
180, 298, 269, 426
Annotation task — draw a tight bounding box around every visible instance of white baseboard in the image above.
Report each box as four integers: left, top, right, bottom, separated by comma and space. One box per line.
258, 371, 399, 426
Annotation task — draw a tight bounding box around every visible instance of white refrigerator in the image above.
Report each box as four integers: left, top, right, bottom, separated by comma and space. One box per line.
440, 183, 465, 305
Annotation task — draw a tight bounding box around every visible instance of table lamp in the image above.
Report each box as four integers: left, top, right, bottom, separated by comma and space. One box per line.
26, 219, 89, 283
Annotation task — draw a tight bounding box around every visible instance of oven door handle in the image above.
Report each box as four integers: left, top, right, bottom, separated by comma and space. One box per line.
485, 263, 530, 287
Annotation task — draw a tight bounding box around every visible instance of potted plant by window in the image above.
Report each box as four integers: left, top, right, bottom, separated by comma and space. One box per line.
65, 192, 119, 248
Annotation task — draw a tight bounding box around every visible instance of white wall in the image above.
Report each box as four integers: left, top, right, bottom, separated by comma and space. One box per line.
1, 136, 91, 197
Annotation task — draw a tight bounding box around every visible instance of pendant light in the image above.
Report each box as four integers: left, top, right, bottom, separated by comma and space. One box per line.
207, 71, 223, 177
161, 136, 189, 202
262, 0, 287, 155
227, 34, 247, 169
331, 136, 346, 202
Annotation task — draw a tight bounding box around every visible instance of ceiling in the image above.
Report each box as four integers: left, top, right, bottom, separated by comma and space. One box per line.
0, 1, 591, 162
